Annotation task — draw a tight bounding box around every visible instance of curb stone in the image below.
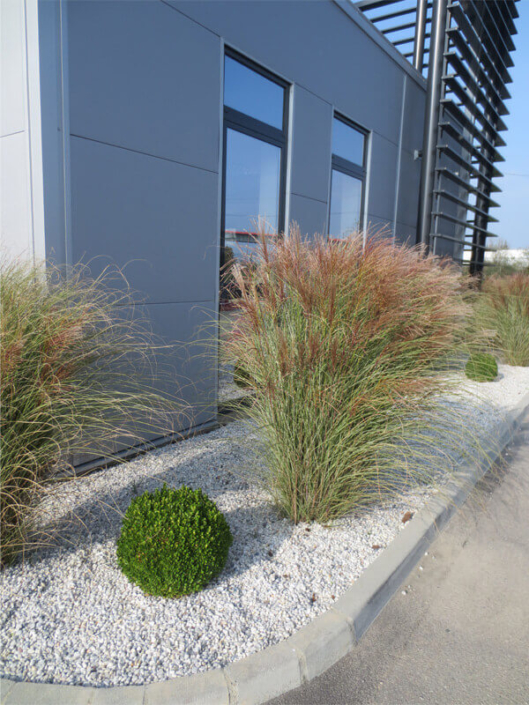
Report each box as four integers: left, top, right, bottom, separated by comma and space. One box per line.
2, 391, 529, 705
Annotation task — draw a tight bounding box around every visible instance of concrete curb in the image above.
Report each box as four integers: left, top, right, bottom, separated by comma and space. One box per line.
2, 391, 529, 705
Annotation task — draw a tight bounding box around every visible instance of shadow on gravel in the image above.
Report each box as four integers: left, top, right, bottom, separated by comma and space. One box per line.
12, 395, 509, 578
16, 448, 293, 583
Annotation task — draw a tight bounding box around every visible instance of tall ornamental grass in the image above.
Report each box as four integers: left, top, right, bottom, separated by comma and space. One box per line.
223, 230, 471, 524
1, 260, 180, 565
474, 273, 529, 367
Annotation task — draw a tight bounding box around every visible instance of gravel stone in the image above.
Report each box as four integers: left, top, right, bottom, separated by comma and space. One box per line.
1, 365, 528, 687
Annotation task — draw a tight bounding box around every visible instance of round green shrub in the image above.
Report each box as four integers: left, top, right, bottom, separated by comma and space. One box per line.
465, 352, 498, 382
116, 484, 233, 598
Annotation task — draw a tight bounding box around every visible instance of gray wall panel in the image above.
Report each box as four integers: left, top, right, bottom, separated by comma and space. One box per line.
401, 79, 426, 155
67, 0, 221, 173
366, 133, 399, 223
290, 86, 332, 204
168, 0, 411, 146
138, 301, 218, 431
395, 149, 421, 229
38, 0, 68, 264
365, 214, 394, 237
69, 136, 219, 305
289, 194, 328, 238
394, 221, 416, 246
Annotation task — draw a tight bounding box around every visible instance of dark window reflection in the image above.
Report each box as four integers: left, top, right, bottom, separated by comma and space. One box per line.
224, 56, 284, 130
332, 117, 365, 167
329, 170, 363, 239
225, 129, 281, 259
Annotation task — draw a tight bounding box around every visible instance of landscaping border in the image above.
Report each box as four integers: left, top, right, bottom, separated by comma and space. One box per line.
2, 390, 529, 705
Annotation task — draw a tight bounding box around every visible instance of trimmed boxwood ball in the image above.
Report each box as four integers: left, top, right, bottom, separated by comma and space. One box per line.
465, 352, 498, 382
116, 484, 233, 598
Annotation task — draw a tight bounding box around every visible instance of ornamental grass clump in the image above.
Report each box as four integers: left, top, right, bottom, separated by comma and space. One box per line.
116, 484, 233, 597
0, 259, 180, 566
474, 273, 529, 366
223, 228, 471, 524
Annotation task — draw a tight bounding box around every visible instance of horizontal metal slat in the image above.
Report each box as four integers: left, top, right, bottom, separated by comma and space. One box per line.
370, 3, 431, 24
441, 99, 506, 147
355, 0, 404, 11
438, 143, 502, 181
438, 123, 503, 175
439, 120, 503, 164
448, 5, 512, 89
435, 167, 500, 206
487, 0, 517, 42
505, 0, 520, 21
393, 35, 420, 47
465, 0, 515, 58
443, 75, 507, 134
433, 189, 499, 222
382, 20, 416, 34
456, 0, 514, 73
431, 233, 491, 251
444, 53, 509, 117
445, 36, 510, 102
437, 133, 503, 179
431, 211, 497, 237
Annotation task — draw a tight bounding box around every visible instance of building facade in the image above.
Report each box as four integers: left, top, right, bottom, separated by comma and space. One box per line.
1, 0, 518, 446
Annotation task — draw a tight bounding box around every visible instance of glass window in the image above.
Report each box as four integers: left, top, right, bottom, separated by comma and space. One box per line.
329, 170, 363, 239
332, 117, 365, 167
222, 52, 287, 280
225, 129, 281, 254
224, 55, 284, 130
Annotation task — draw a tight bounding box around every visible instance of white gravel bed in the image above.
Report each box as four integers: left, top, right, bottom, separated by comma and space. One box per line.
218, 361, 247, 403
1, 365, 528, 687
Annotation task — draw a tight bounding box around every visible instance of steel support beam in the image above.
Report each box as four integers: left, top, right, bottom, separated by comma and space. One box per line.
417, 0, 449, 248
413, 0, 429, 71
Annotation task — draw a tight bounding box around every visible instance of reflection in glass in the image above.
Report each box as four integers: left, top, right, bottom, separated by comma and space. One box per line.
329, 170, 363, 239
224, 56, 284, 130
332, 118, 365, 166
225, 129, 281, 258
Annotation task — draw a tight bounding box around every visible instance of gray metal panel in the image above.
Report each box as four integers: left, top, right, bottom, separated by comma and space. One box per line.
289, 194, 328, 239
137, 301, 218, 431
69, 136, 219, 305
0, 0, 26, 137
168, 0, 410, 146
401, 79, 426, 154
290, 86, 332, 204
38, 0, 68, 264
366, 133, 399, 223
67, 0, 221, 173
394, 220, 417, 246
365, 214, 394, 237
396, 149, 422, 228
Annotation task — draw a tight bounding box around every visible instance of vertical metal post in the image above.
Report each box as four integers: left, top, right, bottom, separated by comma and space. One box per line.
413, 0, 428, 72
417, 0, 449, 249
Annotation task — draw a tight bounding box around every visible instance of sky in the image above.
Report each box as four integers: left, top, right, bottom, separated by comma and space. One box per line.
494, 1, 529, 250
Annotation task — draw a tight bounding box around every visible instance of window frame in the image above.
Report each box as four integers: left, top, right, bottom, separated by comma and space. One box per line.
329, 114, 368, 239
221, 48, 289, 269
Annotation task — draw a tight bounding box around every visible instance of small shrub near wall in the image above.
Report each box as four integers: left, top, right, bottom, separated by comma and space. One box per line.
465, 352, 498, 382
224, 228, 471, 524
0, 260, 181, 566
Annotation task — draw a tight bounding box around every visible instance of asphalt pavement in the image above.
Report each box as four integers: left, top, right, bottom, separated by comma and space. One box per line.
268, 411, 529, 705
